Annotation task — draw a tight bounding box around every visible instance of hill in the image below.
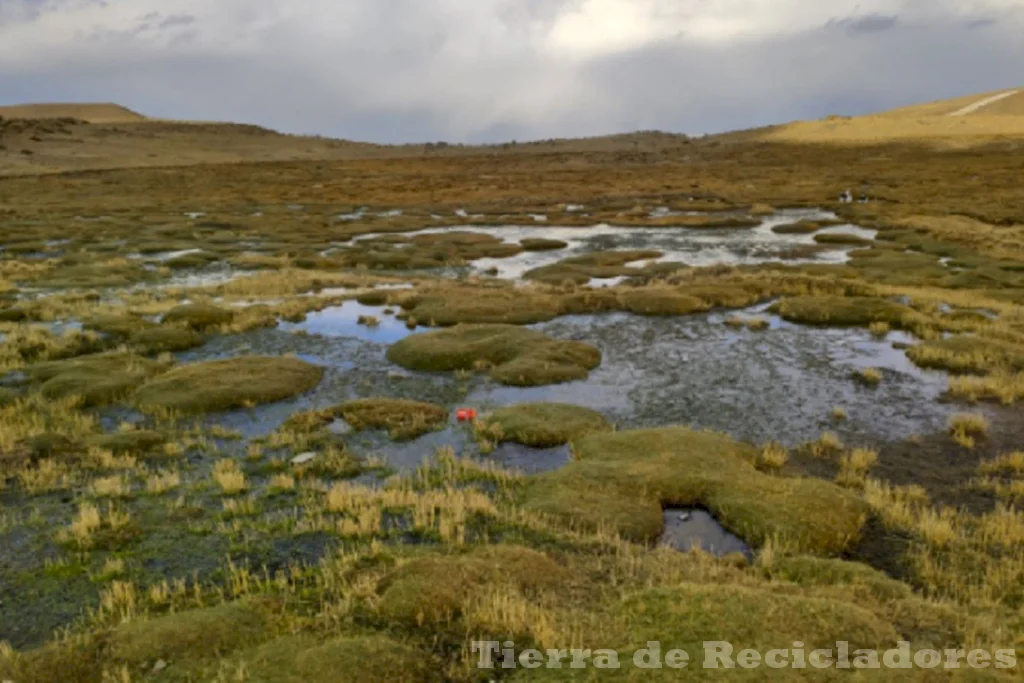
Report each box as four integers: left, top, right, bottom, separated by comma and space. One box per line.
0, 102, 147, 123
759, 87, 1024, 145
2, 87, 1024, 176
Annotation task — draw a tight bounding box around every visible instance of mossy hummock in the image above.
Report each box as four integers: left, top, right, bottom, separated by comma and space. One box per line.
134, 356, 324, 413
387, 324, 601, 386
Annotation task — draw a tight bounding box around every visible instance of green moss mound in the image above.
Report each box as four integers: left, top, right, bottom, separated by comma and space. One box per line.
771, 220, 825, 235
134, 356, 324, 413
764, 556, 912, 601
161, 303, 235, 330
164, 250, 221, 269
524, 249, 662, 285
129, 326, 203, 354
85, 429, 167, 455
515, 583, 898, 682
377, 545, 567, 626
109, 602, 269, 664
813, 233, 873, 246
619, 288, 707, 316
237, 635, 440, 683
355, 290, 391, 305
25, 352, 170, 407
520, 237, 568, 251
289, 398, 447, 441
403, 287, 561, 326
388, 324, 601, 386
83, 313, 153, 338
849, 249, 951, 286
520, 428, 867, 554
35, 262, 154, 289
773, 296, 915, 328
481, 402, 611, 447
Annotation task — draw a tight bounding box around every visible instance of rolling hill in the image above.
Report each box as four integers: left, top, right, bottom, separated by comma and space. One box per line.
0, 102, 147, 123
2, 87, 1023, 176
760, 87, 1024, 145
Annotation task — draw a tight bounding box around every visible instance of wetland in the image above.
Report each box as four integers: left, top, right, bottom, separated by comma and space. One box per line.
0, 128, 1023, 681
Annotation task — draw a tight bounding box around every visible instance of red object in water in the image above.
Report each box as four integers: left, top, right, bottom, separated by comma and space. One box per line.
456, 408, 477, 422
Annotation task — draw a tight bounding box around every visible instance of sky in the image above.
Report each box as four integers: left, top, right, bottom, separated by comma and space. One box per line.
1, 0, 1023, 143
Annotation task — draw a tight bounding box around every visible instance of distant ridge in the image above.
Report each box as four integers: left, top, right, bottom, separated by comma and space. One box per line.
759, 87, 1024, 145
0, 102, 147, 123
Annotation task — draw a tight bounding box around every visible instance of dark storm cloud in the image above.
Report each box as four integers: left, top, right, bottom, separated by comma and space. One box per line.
0, 1, 1021, 143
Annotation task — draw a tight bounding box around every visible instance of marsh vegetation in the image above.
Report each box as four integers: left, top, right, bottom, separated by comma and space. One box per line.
0, 114, 1023, 680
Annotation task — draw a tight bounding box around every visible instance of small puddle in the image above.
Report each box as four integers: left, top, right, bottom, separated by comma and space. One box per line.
660, 508, 751, 557
278, 301, 412, 344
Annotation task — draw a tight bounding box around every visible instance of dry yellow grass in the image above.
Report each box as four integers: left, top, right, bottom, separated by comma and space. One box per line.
809, 431, 843, 458
145, 470, 181, 495
212, 459, 248, 495
949, 413, 989, 449
762, 88, 1024, 146
979, 451, 1024, 476
90, 475, 131, 499
0, 102, 146, 122
754, 441, 788, 472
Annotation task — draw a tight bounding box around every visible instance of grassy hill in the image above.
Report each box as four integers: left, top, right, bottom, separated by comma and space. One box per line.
2, 87, 1023, 175
0, 102, 147, 123
760, 87, 1024, 145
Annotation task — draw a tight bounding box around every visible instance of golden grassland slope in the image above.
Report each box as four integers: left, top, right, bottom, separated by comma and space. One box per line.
0, 102, 147, 123
760, 87, 1024, 145
3, 87, 1024, 177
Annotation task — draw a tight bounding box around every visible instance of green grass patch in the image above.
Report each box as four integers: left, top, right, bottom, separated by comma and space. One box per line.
387, 324, 601, 387
773, 295, 917, 329
517, 583, 898, 682
84, 429, 168, 455
25, 352, 171, 407
376, 545, 567, 626
109, 602, 269, 664
288, 398, 447, 441
234, 634, 440, 683
520, 427, 867, 554
813, 233, 873, 246
134, 356, 324, 413
161, 303, 235, 330
619, 288, 707, 316
520, 238, 568, 251
402, 286, 561, 326
479, 402, 611, 447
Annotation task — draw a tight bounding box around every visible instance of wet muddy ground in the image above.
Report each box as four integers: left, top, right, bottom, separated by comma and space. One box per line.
353, 209, 875, 279
1, 208, 1021, 655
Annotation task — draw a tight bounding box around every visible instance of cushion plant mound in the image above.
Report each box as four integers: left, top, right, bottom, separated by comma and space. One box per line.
520, 427, 868, 555
479, 402, 611, 447
387, 324, 601, 387
286, 398, 447, 441
25, 352, 170, 407
161, 303, 235, 330
134, 356, 324, 413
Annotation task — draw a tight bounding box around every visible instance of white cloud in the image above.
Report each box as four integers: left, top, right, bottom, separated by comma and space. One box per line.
0, 0, 1021, 142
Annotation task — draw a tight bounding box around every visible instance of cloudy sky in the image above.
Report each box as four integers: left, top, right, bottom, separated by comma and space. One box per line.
1, 0, 1022, 143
